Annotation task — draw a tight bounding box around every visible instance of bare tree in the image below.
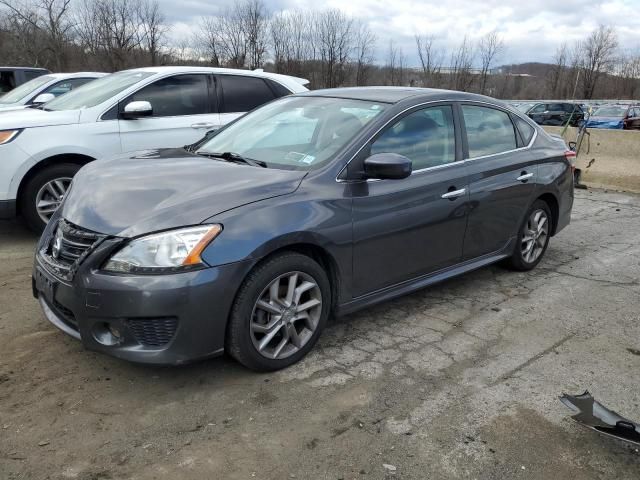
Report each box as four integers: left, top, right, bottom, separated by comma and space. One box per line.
353, 20, 375, 85
385, 39, 405, 86
577, 25, 618, 99
196, 16, 224, 66
270, 10, 311, 76
136, 0, 168, 66
313, 9, 353, 88
478, 30, 503, 94
548, 43, 567, 97
241, 0, 268, 69
0, 0, 73, 71
450, 36, 475, 91
415, 34, 443, 87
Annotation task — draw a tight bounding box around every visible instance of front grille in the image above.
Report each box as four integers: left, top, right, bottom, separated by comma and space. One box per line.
127, 318, 178, 347
40, 219, 105, 281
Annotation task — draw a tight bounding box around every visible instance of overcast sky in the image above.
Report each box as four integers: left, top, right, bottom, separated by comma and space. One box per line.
161, 0, 640, 66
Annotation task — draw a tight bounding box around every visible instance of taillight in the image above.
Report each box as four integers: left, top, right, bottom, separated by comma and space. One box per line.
565, 150, 576, 172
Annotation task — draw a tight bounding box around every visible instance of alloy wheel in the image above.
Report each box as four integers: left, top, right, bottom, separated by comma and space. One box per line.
521, 209, 549, 263
250, 271, 322, 360
35, 177, 72, 224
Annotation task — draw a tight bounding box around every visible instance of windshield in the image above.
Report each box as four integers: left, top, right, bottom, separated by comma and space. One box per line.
0, 75, 53, 104
593, 106, 627, 117
198, 96, 387, 170
46, 71, 154, 111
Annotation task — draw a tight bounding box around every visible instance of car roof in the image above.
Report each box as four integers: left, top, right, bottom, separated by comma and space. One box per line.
0, 67, 50, 71
119, 65, 309, 89
45, 72, 107, 79
295, 86, 508, 105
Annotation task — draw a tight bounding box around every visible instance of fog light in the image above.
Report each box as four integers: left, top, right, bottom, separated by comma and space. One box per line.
92, 322, 122, 346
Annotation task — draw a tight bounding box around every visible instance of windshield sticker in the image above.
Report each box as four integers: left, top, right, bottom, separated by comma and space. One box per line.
285, 152, 315, 164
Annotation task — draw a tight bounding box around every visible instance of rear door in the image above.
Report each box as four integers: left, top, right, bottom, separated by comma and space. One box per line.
626, 107, 640, 129
351, 103, 469, 296
460, 103, 538, 260
216, 74, 279, 126
118, 73, 219, 152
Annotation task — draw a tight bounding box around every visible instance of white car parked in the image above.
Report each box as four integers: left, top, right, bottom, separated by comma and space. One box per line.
0, 66, 309, 231
0, 72, 106, 112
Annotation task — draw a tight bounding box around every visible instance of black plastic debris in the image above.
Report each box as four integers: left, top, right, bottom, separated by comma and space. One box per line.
560, 391, 640, 446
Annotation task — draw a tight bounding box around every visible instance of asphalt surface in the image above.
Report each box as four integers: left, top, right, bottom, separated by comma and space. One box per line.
1, 188, 639, 479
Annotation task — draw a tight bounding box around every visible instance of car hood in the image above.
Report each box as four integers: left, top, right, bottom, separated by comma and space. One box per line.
61, 149, 307, 237
587, 116, 623, 124
0, 107, 79, 129
0, 102, 24, 111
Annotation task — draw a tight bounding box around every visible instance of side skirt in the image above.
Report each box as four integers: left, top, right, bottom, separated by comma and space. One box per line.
336, 237, 515, 317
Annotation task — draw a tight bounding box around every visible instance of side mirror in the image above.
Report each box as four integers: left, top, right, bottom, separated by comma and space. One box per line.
32, 93, 55, 105
122, 101, 152, 119
364, 153, 412, 180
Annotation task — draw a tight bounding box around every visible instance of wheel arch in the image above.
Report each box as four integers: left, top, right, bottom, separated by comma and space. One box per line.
16, 154, 95, 214
536, 192, 559, 236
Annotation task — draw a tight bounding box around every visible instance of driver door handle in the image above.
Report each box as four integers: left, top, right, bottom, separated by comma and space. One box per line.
191, 122, 216, 129
441, 188, 466, 200
517, 172, 534, 182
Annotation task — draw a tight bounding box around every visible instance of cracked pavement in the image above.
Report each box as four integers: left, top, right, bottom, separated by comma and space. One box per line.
1, 189, 640, 479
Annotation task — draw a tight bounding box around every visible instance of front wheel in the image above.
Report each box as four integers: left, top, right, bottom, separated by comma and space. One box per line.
20, 163, 81, 233
226, 252, 331, 371
504, 200, 552, 271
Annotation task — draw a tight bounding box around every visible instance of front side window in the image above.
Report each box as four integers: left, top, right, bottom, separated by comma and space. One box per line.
0, 75, 52, 104
125, 74, 209, 117
463, 105, 517, 158
198, 96, 386, 170
219, 75, 276, 113
43, 78, 94, 97
371, 105, 456, 171
46, 71, 154, 111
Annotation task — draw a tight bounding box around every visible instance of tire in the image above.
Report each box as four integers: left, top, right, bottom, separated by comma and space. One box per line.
20, 163, 81, 233
226, 252, 331, 371
504, 200, 552, 271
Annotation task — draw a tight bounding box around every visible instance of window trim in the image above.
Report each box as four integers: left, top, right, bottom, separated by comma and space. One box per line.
337, 99, 538, 183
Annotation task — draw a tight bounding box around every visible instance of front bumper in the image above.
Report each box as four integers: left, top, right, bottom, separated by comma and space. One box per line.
33, 238, 253, 365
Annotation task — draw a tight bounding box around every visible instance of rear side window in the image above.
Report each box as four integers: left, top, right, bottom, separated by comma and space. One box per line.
219, 75, 276, 113
513, 116, 535, 145
126, 74, 209, 117
266, 79, 293, 98
23, 70, 44, 81
462, 105, 517, 158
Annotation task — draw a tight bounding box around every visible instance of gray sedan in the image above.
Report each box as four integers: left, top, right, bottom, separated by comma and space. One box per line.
33, 87, 574, 371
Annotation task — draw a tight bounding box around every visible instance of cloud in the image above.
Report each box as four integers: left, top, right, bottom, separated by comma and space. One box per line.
158, 0, 640, 65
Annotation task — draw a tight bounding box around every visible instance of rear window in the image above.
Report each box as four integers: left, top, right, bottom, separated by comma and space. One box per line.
513, 116, 535, 145
219, 75, 276, 113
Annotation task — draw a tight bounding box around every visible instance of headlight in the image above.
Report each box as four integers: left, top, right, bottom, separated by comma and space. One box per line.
0, 129, 21, 145
103, 225, 222, 274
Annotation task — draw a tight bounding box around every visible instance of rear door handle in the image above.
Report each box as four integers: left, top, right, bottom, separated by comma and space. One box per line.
441, 188, 466, 200
517, 172, 534, 182
191, 122, 216, 129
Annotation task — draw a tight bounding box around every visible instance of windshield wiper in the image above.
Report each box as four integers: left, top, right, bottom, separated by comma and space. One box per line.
197, 151, 267, 168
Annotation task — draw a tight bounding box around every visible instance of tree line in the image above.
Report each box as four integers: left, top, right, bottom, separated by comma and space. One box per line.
1, 0, 638, 99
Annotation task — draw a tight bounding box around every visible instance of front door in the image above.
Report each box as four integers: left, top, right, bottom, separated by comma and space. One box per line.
119, 73, 220, 153
350, 104, 469, 297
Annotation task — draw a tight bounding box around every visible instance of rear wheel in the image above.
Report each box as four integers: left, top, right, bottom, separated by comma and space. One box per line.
226, 252, 331, 371
20, 163, 80, 233
504, 200, 552, 271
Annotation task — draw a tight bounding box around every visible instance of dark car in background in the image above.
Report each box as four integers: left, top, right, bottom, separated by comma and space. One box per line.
526, 102, 584, 127
586, 104, 640, 130
0, 67, 50, 95
33, 88, 574, 371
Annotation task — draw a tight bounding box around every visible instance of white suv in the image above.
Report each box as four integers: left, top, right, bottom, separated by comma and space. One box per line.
0, 66, 309, 231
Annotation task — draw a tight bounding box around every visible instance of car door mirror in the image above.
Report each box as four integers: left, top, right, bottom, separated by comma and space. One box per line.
122, 101, 153, 119
32, 93, 55, 105
364, 153, 412, 180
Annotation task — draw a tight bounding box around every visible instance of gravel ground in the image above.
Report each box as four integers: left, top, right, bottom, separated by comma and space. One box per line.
1, 188, 639, 480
